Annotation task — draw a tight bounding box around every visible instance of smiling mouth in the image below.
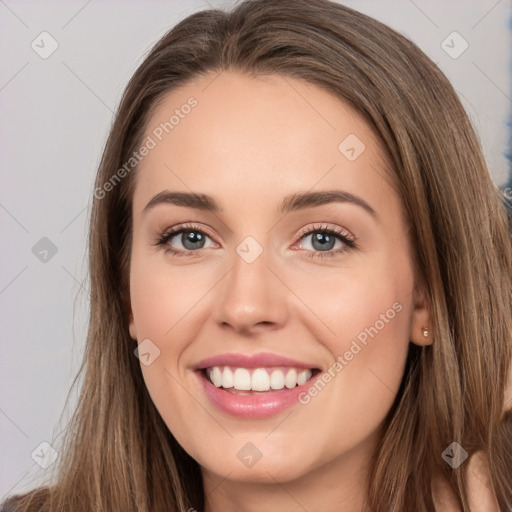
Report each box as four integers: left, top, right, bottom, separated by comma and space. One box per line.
201, 366, 321, 394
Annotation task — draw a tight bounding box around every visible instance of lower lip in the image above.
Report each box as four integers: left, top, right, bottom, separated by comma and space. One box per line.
195, 370, 320, 419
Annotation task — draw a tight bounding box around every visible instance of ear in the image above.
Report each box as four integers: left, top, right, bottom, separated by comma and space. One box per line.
410, 283, 433, 346
123, 291, 138, 341
128, 311, 138, 340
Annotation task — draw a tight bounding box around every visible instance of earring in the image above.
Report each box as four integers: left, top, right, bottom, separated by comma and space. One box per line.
423, 327, 429, 338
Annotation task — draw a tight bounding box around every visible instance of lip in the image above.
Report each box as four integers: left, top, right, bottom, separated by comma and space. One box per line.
194, 351, 319, 371
195, 370, 322, 419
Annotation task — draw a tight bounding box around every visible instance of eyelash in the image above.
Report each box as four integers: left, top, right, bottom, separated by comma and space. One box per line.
154, 222, 356, 260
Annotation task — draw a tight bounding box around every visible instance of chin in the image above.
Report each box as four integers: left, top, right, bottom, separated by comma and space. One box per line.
195, 446, 318, 484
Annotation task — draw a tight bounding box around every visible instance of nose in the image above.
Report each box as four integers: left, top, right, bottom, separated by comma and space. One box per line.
214, 246, 289, 336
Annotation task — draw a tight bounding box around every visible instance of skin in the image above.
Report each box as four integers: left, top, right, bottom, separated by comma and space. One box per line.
127, 70, 497, 511
432, 452, 500, 511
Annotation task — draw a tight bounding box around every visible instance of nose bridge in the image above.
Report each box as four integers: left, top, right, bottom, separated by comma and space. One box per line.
214, 233, 287, 333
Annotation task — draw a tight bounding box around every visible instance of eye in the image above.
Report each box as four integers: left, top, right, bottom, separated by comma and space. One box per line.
154, 222, 356, 259
154, 223, 217, 258
293, 223, 356, 259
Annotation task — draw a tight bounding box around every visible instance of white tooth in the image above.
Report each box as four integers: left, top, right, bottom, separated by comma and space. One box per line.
297, 369, 312, 386
210, 366, 222, 387
285, 368, 298, 388
210, 366, 311, 391
233, 368, 251, 390
270, 370, 285, 390
252, 368, 270, 391
222, 367, 234, 388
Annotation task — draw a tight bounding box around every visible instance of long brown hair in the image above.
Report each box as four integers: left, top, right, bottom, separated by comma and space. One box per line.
3, 0, 511, 510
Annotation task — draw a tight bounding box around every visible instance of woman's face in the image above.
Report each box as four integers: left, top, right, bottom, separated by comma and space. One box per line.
128, 70, 431, 485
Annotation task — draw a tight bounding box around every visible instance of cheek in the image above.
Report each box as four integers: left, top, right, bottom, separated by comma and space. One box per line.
301, 263, 413, 445
291, 292, 412, 464
129, 248, 210, 344
128, 254, 205, 448
128, 251, 190, 390
128, 249, 216, 424
327, 293, 411, 403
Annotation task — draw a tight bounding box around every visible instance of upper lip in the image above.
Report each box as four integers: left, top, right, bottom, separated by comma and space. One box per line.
194, 352, 319, 370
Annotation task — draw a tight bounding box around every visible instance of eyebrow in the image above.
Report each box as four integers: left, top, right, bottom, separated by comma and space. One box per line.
142, 189, 378, 220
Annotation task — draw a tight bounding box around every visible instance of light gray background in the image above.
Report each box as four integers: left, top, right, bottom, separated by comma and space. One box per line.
1, 0, 511, 500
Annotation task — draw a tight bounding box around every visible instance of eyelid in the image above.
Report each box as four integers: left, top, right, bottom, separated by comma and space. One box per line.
294, 223, 355, 244
155, 221, 213, 238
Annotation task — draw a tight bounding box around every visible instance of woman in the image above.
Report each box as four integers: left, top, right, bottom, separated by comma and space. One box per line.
2, 0, 511, 510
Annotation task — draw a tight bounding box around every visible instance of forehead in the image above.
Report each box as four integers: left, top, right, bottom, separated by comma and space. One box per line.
132, 70, 396, 218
